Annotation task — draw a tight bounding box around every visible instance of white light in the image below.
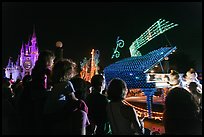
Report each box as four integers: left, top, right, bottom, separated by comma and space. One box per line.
151, 70, 155, 73
164, 57, 169, 60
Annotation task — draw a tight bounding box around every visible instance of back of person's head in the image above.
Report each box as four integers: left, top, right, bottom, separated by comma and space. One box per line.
35, 50, 55, 68
169, 70, 180, 86
91, 74, 105, 91
107, 78, 127, 101
2, 77, 11, 88
189, 68, 196, 73
70, 77, 87, 100
188, 82, 198, 93
165, 87, 199, 118
22, 75, 32, 87
164, 87, 202, 135
170, 70, 179, 78
52, 58, 77, 84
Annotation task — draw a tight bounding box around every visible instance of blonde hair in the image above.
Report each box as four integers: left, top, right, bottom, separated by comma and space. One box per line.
52, 58, 77, 84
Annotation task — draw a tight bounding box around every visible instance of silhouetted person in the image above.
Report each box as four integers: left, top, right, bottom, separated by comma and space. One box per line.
188, 82, 202, 107
27, 50, 55, 134
43, 59, 89, 135
2, 77, 18, 134
184, 68, 202, 94
31, 50, 55, 91
70, 77, 90, 99
15, 75, 32, 134
106, 78, 144, 135
188, 82, 202, 120
85, 74, 111, 135
167, 70, 182, 89
163, 87, 202, 135
70, 77, 89, 113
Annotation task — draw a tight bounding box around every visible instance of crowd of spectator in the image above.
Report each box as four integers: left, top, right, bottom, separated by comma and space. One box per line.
2, 49, 202, 135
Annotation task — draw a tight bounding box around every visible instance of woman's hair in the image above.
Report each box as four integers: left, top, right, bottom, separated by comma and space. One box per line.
51, 58, 77, 84
163, 87, 201, 134
164, 87, 199, 118
107, 78, 127, 101
31, 50, 55, 87
35, 50, 55, 68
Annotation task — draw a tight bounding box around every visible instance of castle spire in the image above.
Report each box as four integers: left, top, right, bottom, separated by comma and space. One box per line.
21, 41, 24, 54
16, 55, 20, 66
7, 57, 13, 68
31, 25, 37, 47
32, 24, 36, 38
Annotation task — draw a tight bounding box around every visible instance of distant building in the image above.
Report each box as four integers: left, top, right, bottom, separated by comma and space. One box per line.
4, 27, 39, 81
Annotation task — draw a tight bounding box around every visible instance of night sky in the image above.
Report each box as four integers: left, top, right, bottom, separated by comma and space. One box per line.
2, 2, 202, 72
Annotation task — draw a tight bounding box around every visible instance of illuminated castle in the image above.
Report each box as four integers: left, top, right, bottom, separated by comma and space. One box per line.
5, 28, 39, 81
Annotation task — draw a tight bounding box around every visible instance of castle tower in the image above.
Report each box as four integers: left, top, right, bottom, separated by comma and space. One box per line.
31, 26, 37, 48
5, 27, 39, 81
20, 26, 39, 77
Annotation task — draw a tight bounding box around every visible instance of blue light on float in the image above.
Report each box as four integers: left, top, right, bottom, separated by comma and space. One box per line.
104, 46, 177, 89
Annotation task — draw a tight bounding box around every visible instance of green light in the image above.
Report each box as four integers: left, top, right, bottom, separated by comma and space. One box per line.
111, 36, 125, 59
129, 19, 178, 57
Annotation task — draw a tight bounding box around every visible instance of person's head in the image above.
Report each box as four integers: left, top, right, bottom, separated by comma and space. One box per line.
189, 68, 196, 73
22, 75, 32, 87
165, 87, 199, 118
51, 58, 77, 84
188, 82, 198, 93
36, 50, 55, 69
169, 70, 180, 85
91, 74, 105, 92
107, 78, 128, 101
70, 77, 87, 100
2, 77, 11, 88
163, 87, 201, 134
170, 70, 179, 77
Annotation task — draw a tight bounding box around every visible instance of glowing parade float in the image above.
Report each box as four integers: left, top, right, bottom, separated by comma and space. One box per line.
80, 49, 100, 82
104, 19, 178, 120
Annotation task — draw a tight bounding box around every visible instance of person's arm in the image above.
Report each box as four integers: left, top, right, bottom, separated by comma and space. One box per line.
81, 110, 89, 135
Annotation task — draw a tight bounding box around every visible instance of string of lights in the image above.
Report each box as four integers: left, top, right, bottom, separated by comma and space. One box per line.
122, 100, 163, 121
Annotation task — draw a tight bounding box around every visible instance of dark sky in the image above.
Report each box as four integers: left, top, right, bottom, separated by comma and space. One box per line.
2, 2, 202, 71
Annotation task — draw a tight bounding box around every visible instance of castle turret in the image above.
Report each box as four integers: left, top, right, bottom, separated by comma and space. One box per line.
21, 41, 24, 54
7, 57, 13, 68
16, 55, 20, 66
31, 26, 37, 46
